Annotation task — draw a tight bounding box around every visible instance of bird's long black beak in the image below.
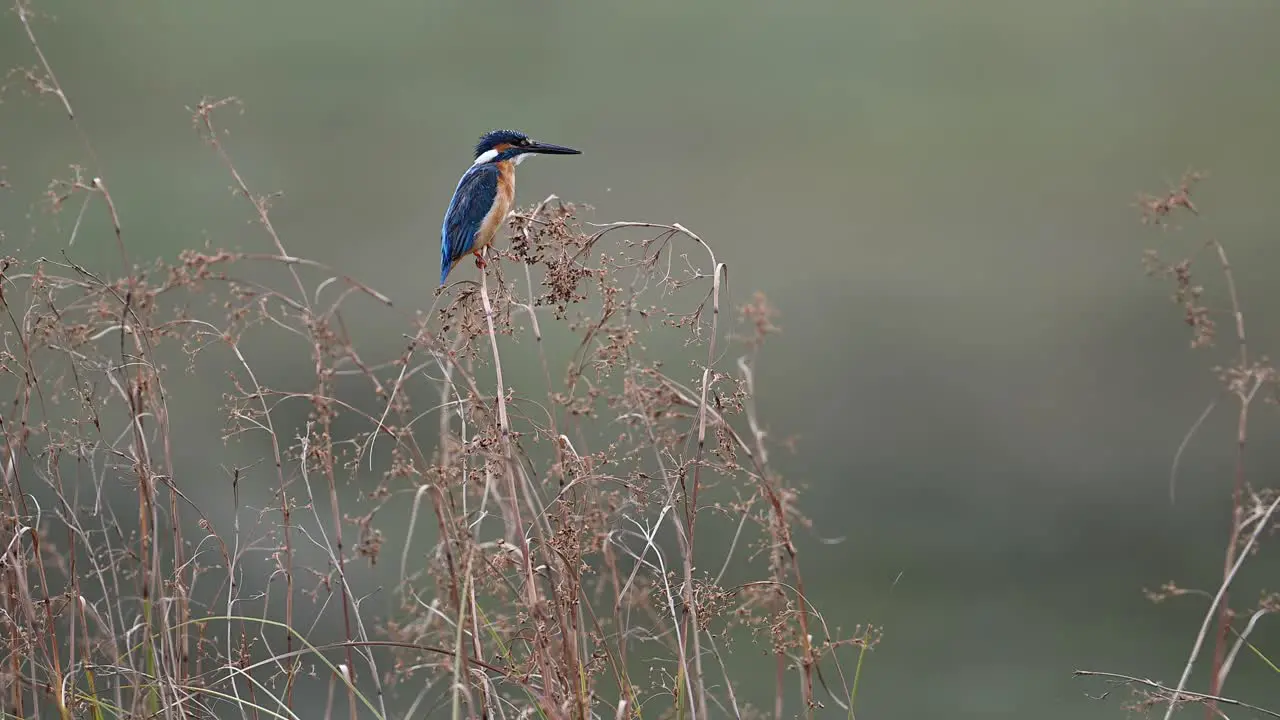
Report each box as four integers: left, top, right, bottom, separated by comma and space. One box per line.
526, 140, 581, 155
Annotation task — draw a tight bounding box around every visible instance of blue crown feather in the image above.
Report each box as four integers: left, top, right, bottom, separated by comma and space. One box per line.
475, 129, 529, 158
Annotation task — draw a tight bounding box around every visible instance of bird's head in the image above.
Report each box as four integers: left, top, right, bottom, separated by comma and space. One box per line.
472, 129, 581, 166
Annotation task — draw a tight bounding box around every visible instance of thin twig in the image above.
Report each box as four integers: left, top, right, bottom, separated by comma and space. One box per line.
1076, 670, 1280, 719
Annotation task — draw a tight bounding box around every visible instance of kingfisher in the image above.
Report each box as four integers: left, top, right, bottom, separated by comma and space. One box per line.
439, 129, 581, 285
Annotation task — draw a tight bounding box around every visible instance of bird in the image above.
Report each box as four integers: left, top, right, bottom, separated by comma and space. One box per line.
439, 129, 581, 286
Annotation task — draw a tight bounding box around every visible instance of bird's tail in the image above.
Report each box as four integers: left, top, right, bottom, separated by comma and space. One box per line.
440, 255, 458, 286
439, 251, 453, 286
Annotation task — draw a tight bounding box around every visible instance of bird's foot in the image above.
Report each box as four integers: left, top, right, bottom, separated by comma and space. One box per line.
474, 251, 487, 270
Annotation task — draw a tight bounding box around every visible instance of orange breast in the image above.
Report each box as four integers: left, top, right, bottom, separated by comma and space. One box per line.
475, 161, 516, 251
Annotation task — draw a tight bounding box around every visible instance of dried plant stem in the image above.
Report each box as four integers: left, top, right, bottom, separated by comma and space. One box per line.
1160, 240, 1270, 720
1076, 670, 1280, 719
14, 0, 72, 119
477, 259, 559, 716
680, 241, 726, 720
1207, 239, 1249, 719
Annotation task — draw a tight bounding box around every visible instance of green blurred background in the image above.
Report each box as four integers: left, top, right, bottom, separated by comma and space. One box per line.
4, 1, 1280, 717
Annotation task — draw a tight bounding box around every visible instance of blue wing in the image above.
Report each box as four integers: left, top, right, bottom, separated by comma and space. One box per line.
440, 163, 500, 285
